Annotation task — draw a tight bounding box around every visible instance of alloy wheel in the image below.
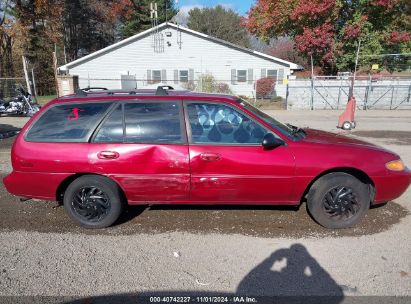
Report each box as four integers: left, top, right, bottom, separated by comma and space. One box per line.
322, 186, 360, 220
71, 186, 111, 222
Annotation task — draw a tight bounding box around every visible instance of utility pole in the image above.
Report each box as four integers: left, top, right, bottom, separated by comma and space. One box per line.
350, 39, 361, 99
310, 55, 314, 110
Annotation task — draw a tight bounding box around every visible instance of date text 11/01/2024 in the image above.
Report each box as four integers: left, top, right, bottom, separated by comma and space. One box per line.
149, 296, 257, 303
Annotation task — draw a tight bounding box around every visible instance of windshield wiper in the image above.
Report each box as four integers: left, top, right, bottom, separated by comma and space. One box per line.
286, 123, 306, 136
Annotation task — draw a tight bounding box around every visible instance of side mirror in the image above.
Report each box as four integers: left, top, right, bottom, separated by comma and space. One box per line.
262, 133, 285, 149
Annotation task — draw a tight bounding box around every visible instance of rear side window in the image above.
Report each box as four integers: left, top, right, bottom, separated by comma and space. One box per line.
26, 102, 111, 142
124, 102, 182, 144
94, 101, 183, 144
94, 105, 124, 143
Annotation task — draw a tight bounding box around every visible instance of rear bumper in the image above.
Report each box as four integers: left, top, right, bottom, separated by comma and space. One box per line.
373, 169, 411, 203
3, 171, 72, 201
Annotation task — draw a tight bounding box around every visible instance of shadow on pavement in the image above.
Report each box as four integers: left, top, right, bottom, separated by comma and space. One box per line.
2, 245, 409, 303
5, 244, 344, 304
236, 244, 343, 298
0, 124, 20, 139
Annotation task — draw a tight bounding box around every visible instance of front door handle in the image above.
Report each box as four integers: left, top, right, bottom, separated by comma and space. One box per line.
200, 152, 221, 162
98, 151, 119, 159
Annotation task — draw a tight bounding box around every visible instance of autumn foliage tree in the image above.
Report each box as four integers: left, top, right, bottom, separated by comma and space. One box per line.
243, 0, 411, 74
1, 0, 174, 95
266, 38, 307, 68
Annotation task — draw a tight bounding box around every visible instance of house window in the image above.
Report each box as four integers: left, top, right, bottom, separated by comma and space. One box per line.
267, 69, 277, 79
152, 70, 162, 83
179, 70, 188, 82
237, 70, 247, 82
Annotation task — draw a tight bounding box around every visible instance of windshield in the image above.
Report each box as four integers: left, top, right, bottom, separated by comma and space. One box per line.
237, 99, 303, 139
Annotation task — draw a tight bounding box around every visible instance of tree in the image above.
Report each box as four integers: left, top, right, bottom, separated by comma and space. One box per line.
187, 5, 250, 48
61, 0, 123, 61
243, 0, 411, 74
0, 0, 15, 77
266, 38, 307, 68
121, 0, 177, 38
14, 0, 62, 95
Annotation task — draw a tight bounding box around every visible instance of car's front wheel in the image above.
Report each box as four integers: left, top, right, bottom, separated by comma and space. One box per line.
63, 175, 124, 228
307, 173, 370, 229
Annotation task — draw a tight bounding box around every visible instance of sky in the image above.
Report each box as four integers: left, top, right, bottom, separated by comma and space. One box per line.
176, 0, 255, 16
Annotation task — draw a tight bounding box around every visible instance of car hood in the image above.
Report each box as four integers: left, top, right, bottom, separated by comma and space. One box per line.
301, 128, 386, 151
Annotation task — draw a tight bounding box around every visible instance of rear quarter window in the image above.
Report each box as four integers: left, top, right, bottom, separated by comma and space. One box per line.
25, 102, 112, 142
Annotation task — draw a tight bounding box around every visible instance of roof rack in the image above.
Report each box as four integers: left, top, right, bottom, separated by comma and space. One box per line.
75, 89, 88, 97
155, 85, 174, 96
71, 86, 175, 98
82, 87, 108, 92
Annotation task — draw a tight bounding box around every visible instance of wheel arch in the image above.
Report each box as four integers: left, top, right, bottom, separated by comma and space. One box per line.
300, 167, 376, 204
56, 173, 128, 204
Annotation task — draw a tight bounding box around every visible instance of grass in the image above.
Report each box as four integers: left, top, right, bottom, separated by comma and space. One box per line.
35, 95, 57, 105
254, 97, 286, 110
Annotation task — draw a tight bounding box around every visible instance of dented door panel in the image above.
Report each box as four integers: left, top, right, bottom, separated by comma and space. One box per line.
88, 143, 190, 203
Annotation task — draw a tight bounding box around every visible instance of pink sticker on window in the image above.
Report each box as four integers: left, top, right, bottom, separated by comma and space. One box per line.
68, 108, 83, 121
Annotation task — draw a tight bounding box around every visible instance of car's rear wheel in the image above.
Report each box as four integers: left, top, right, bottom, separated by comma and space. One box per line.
63, 175, 124, 228
307, 173, 370, 229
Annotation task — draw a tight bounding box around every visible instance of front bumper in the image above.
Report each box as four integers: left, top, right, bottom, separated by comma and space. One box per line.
373, 168, 411, 203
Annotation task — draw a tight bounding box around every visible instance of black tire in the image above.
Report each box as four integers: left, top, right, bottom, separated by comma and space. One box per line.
63, 175, 124, 229
307, 173, 370, 229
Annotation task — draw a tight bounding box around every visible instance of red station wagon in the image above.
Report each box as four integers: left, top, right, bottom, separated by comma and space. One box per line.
3, 87, 410, 229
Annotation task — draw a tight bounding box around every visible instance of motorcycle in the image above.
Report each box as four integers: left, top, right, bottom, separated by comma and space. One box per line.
0, 85, 40, 117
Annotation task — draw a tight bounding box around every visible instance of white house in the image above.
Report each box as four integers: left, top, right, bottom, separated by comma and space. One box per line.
59, 22, 302, 98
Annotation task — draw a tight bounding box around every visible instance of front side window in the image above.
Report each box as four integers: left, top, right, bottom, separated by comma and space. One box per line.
179, 70, 188, 82
238, 99, 306, 140
124, 102, 182, 144
187, 103, 267, 145
26, 102, 111, 142
237, 70, 247, 82
152, 70, 161, 83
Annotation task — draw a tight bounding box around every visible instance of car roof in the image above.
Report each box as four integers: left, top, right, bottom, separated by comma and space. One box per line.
49, 87, 240, 106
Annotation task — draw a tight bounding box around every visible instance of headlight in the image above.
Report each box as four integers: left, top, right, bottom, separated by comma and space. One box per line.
385, 159, 405, 171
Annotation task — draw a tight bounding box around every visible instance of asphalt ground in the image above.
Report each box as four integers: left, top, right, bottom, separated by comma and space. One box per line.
0, 110, 410, 300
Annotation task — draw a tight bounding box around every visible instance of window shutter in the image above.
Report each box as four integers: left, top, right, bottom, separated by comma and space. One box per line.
174, 70, 179, 84
231, 69, 237, 84
161, 69, 167, 82
189, 69, 194, 81
261, 69, 266, 78
147, 69, 151, 84
278, 68, 284, 84
248, 69, 253, 84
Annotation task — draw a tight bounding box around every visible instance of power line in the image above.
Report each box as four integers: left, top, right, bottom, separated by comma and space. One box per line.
359, 53, 411, 57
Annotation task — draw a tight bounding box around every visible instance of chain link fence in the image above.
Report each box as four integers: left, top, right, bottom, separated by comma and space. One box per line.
77, 76, 287, 102
0, 77, 27, 100
286, 75, 411, 110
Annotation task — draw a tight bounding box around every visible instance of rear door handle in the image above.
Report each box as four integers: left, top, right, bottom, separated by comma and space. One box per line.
97, 151, 119, 159
200, 152, 221, 162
